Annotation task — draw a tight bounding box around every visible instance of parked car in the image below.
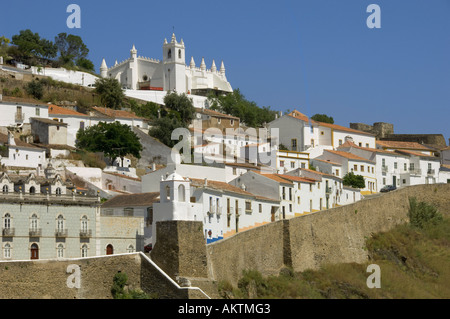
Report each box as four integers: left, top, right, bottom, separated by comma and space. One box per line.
144, 243, 152, 253
380, 185, 396, 193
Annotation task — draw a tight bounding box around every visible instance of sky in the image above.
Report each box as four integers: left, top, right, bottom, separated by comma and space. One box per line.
1, 0, 449, 143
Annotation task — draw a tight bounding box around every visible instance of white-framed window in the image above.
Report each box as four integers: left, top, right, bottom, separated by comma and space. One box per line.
4, 243, 11, 259
57, 243, 64, 258
30, 214, 38, 231
2, 185, 8, 194
81, 215, 88, 233
57, 214, 64, 232
4, 213, 11, 229
81, 244, 88, 257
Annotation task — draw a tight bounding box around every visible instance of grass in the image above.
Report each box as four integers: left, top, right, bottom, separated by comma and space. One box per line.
219, 198, 450, 299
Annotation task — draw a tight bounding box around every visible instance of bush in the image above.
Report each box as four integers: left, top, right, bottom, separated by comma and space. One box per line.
25, 79, 44, 99
111, 272, 152, 299
408, 197, 443, 229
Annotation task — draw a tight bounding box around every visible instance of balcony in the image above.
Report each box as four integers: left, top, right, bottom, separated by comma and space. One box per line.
409, 168, 422, 176
427, 169, 435, 175
15, 111, 24, 122
55, 229, 68, 238
29, 228, 42, 237
2, 228, 15, 237
216, 206, 222, 216
79, 229, 92, 238
381, 166, 388, 173
325, 187, 332, 195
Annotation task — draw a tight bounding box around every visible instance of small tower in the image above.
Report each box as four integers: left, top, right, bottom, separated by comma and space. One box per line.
100, 58, 108, 78
219, 60, 226, 76
163, 33, 186, 92
211, 60, 217, 72
128, 44, 138, 90
200, 57, 206, 72
189, 56, 196, 69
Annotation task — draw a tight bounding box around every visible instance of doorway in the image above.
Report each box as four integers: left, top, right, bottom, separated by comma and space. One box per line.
106, 244, 114, 255
30, 243, 39, 260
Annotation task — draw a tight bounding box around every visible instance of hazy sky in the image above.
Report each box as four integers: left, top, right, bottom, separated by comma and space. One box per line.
1, 0, 449, 142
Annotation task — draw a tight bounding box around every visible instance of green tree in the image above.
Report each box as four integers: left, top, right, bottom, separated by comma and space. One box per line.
25, 79, 44, 100
94, 78, 125, 109
342, 172, 365, 189
76, 57, 95, 71
76, 121, 143, 165
311, 114, 334, 124
208, 88, 276, 127
54, 33, 89, 66
0, 36, 11, 59
11, 29, 57, 60
163, 91, 195, 125
148, 116, 186, 148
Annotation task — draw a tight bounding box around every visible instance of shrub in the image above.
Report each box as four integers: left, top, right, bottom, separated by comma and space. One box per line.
25, 79, 44, 99
408, 197, 443, 229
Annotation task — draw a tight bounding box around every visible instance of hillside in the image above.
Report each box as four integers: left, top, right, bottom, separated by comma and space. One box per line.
218, 201, 450, 299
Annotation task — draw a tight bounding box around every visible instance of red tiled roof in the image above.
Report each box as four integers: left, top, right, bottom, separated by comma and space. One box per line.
48, 104, 88, 117
324, 150, 375, 163
92, 106, 143, 119
376, 140, 432, 151
277, 174, 316, 184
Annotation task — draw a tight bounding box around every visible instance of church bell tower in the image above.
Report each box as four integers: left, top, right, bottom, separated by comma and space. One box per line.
163, 33, 186, 93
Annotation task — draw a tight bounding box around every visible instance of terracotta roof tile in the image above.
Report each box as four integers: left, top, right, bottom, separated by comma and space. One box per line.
101, 192, 160, 208
49, 104, 88, 117
376, 140, 432, 151
92, 106, 144, 119
324, 150, 375, 163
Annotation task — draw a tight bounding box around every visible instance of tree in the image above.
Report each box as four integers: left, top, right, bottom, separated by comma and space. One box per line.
311, 113, 334, 124
25, 79, 44, 100
76, 57, 95, 71
54, 32, 89, 66
11, 29, 57, 60
208, 88, 276, 127
76, 122, 143, 165
148, 116, 185, 148
94, 78, 125, 109
163, 92, 195, 125
342, 172, 365, 189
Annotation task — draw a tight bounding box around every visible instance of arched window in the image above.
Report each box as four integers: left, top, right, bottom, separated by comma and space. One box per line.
81, 244, 88, 258
55, 187, 62, 195
4, 213, 11, 229
30, 214, 38, 231
30, 243, 39, 259
168, 49, 172, 59
4, 243, 11, 259
106, 244, 114, 255
29, 186, 35, 194
2, 185, 8, 194
57, 215, 64, 232
178, 184, 186, 202
178, 49, 181, 59
81, 215, 88, 233
57, 243, 64, 258
165, 185, 171, 201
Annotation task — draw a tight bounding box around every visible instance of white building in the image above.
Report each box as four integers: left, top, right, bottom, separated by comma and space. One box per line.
0, 132, 46, 169
268, 110, 376, 157
394, 149, 440, 186
315, 149, 377, 195
0, 97, 49, 127
31, 66, 99, 87
100, 33, 232, 96
152, 172, 279, 245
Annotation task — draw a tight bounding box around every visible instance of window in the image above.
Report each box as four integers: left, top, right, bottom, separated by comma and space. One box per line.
4, 243, 11, 259
309, 184, 312, 192
168, 49, 172, 59
320, 131, 324, 135
404, 163, 407, 171
282, 187, 286, 200
178, 184, 186, 202
394, 162, 398, 169
30, 214, 38, 231
291, 139, 297, 151
339, 139, 343, 146
2, 185, 8, 194
57, 243, 64, 258
165, 185, 171, 200
297, 196, 300, 205
233, 167, 237, 175
124, 207, 134, 216
81, 244, 88, 257
359, 143, 362, 147
81, 215, 88, 232
57, 215, 64, 232
80, 121, 85, 130
245, 200, 252, 212
178, 49, 181, 59
146, 207, 153, 226
4, 213, 11, 229
259, 204, 262, 213
289, 204, 292, 212
230, 119, 234, 126
382, 159, 386, 167
371, 167, 374, 174
55, 187, 62, 195
383, 178, 386, 185
366, 143, 369, 148
336, 169, 340, 176
217, 118, 221, 124
290, 162, 295, 169
354, 165, 358, 171
280, 161, 284, 167
35, 108, 40, 116
360, 165, 364, 172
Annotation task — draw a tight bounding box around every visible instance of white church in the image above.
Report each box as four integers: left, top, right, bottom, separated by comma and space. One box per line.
100, 33, 232, 105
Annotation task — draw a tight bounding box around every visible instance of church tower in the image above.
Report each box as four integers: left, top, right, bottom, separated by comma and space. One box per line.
162, 33, 186, 93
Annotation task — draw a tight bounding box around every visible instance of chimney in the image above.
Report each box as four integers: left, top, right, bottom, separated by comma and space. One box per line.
152, 163, 156, 171
204, 178, 208, 186
241, 183, 246, 191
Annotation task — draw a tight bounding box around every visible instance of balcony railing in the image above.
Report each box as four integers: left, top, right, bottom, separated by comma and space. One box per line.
325, 187, 332, 195
427, 169, 435, 175
15, 111, 24, 122
2, 228, 15, 237
29, 228, 42, 237
55, 229, 68, 238
409, 168, 422, 175
79, 229, 92, 238
381, 166, 388, 173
